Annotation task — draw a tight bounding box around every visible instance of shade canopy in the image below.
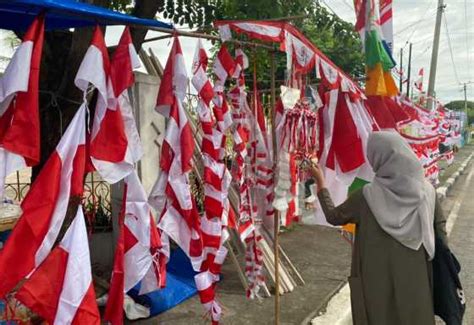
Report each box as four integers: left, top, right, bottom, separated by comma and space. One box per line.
0, 0, 173, 31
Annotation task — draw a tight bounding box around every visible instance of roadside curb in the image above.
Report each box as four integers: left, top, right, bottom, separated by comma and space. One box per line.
309, 152, 474, 325
436, 153, 473, 201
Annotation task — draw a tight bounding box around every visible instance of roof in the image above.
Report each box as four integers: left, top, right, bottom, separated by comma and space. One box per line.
0, 0, 173, 31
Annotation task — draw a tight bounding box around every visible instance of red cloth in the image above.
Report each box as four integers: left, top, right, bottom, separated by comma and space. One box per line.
326, 92, 365, 172
366, 96, 398, 129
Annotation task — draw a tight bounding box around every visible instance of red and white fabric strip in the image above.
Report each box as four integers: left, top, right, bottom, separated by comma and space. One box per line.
0, 104, 86, 298
88, 27, 143, 184
149, 36, 204, 272
0, 15, 44, 200
192, 40, 231, 324
15, 206, 100, 325
105, 170, 165, 325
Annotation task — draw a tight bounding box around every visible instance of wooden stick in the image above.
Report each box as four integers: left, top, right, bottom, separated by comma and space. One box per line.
270, 50, 281, 325
225, 241, 249, 292
147, 48, 164, 78
136, 24, 276, 51
261, 227, 305, 286
138, 49, 158, 76
279, 244, 306, 286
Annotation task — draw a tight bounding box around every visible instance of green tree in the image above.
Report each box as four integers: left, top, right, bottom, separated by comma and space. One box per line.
207, 0, 364, 111
445, 100, 474, 125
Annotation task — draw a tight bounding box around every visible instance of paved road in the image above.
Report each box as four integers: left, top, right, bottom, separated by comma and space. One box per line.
441, 158, 474, 324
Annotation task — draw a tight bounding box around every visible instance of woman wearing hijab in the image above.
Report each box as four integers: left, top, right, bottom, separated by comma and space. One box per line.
311, 131, 448, 325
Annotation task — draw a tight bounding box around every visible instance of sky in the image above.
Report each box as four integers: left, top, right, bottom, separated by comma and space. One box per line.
1, 1, 472, 104
324, 0, 474, 103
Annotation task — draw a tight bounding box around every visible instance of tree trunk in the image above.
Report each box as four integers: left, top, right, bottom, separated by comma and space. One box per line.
32, 0, 163, 180
28, 0, 163, 241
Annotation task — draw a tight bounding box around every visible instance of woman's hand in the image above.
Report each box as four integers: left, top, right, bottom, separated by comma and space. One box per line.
310, 161, 326, 190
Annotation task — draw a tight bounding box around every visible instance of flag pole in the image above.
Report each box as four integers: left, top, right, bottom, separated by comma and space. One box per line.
406, 42, 413, 99
270, 51, 281, 325
399, 48, 403, 93
427, 0, 445, 110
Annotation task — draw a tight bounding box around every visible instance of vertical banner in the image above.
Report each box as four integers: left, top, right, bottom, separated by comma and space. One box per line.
379, 0, 393, 53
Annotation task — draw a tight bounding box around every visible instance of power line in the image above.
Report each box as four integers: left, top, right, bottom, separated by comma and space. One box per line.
443, 13, 461, 84
397, 0, 437, 50
319, 0, 339, 17
395, 7, 437, 38
338, 0, 353, 11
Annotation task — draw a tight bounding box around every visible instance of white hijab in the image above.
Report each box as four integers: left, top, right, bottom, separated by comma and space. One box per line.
363, 131, 436, 259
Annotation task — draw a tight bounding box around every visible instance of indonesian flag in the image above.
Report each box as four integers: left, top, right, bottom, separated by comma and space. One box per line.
233, 48, 249, 85
76, 27, 142, 184
149, 36, 204, 271
0, 104, 86, 298
192, 39, 214, 106
0, 15, 44, 200
213, 44, 236, 90
192, 40, 229, 324
105, 170, 164, 325
15, 206, 100, 325
379, 0, 394, 52
415, 68, 424, 91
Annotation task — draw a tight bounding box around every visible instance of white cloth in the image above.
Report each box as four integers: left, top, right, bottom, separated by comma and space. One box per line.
363, 131, 436, 259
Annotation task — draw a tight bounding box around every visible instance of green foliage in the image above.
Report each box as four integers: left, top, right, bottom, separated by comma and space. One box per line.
303, 3, 364, 79
445, 100, 474, 111
445, 100, 474, 125
110, 0, 132, 12
211, 0, 364, 87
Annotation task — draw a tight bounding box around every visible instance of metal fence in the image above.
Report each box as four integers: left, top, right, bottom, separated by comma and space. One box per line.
4, 169, 111, 216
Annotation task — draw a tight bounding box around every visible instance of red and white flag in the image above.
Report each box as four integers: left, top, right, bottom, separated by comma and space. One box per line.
192, 40, 229, 324
104, 170, 165, 325
213, 44, 236, 91
415, 68, 424, 92
212, 45, 235, 133
192, 39, 214, 106
76, 27, 142, 184
0, 15, 44, 200
0, 104, 86, 298
149, 36, 203, 271
15, 206, 100, 325
380, 0, 394, 51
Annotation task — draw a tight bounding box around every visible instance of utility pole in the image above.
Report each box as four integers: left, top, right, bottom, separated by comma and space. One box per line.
406, 43, 413, 99
427, 0, 446, 110
460, 82, 472, 143
462, 81, 473, 122
464, 83, 468, 115
399, 48, 404, 93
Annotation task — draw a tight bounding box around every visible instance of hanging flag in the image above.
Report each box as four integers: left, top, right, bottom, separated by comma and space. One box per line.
354, 0, 398, 96
15, 206, 100, 325
0, 104, 86, 298
415, 68, 424, 91
0, 15, 44, 201
104, 170, 164, 325
192, 40, 228, 324
379, 0, 394, 52
76, 26, 142, 184
149, 36, 203, 271
213, 44, 236, 90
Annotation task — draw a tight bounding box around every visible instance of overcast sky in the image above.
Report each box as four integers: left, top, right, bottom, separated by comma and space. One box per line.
325, 0, 473, 103
1, 1, 472, 104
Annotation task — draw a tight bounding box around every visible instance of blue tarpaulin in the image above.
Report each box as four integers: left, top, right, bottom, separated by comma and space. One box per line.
128, 248, 198, 317
0, 0, 173, 31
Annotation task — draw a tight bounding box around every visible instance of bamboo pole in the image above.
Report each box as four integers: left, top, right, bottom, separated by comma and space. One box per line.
138, 25, 276, 51
270, 51, 281, 325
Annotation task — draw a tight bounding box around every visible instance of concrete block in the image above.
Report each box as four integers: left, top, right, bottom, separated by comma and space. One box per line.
436, 187, 448, 200
446, 178, 455, 187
